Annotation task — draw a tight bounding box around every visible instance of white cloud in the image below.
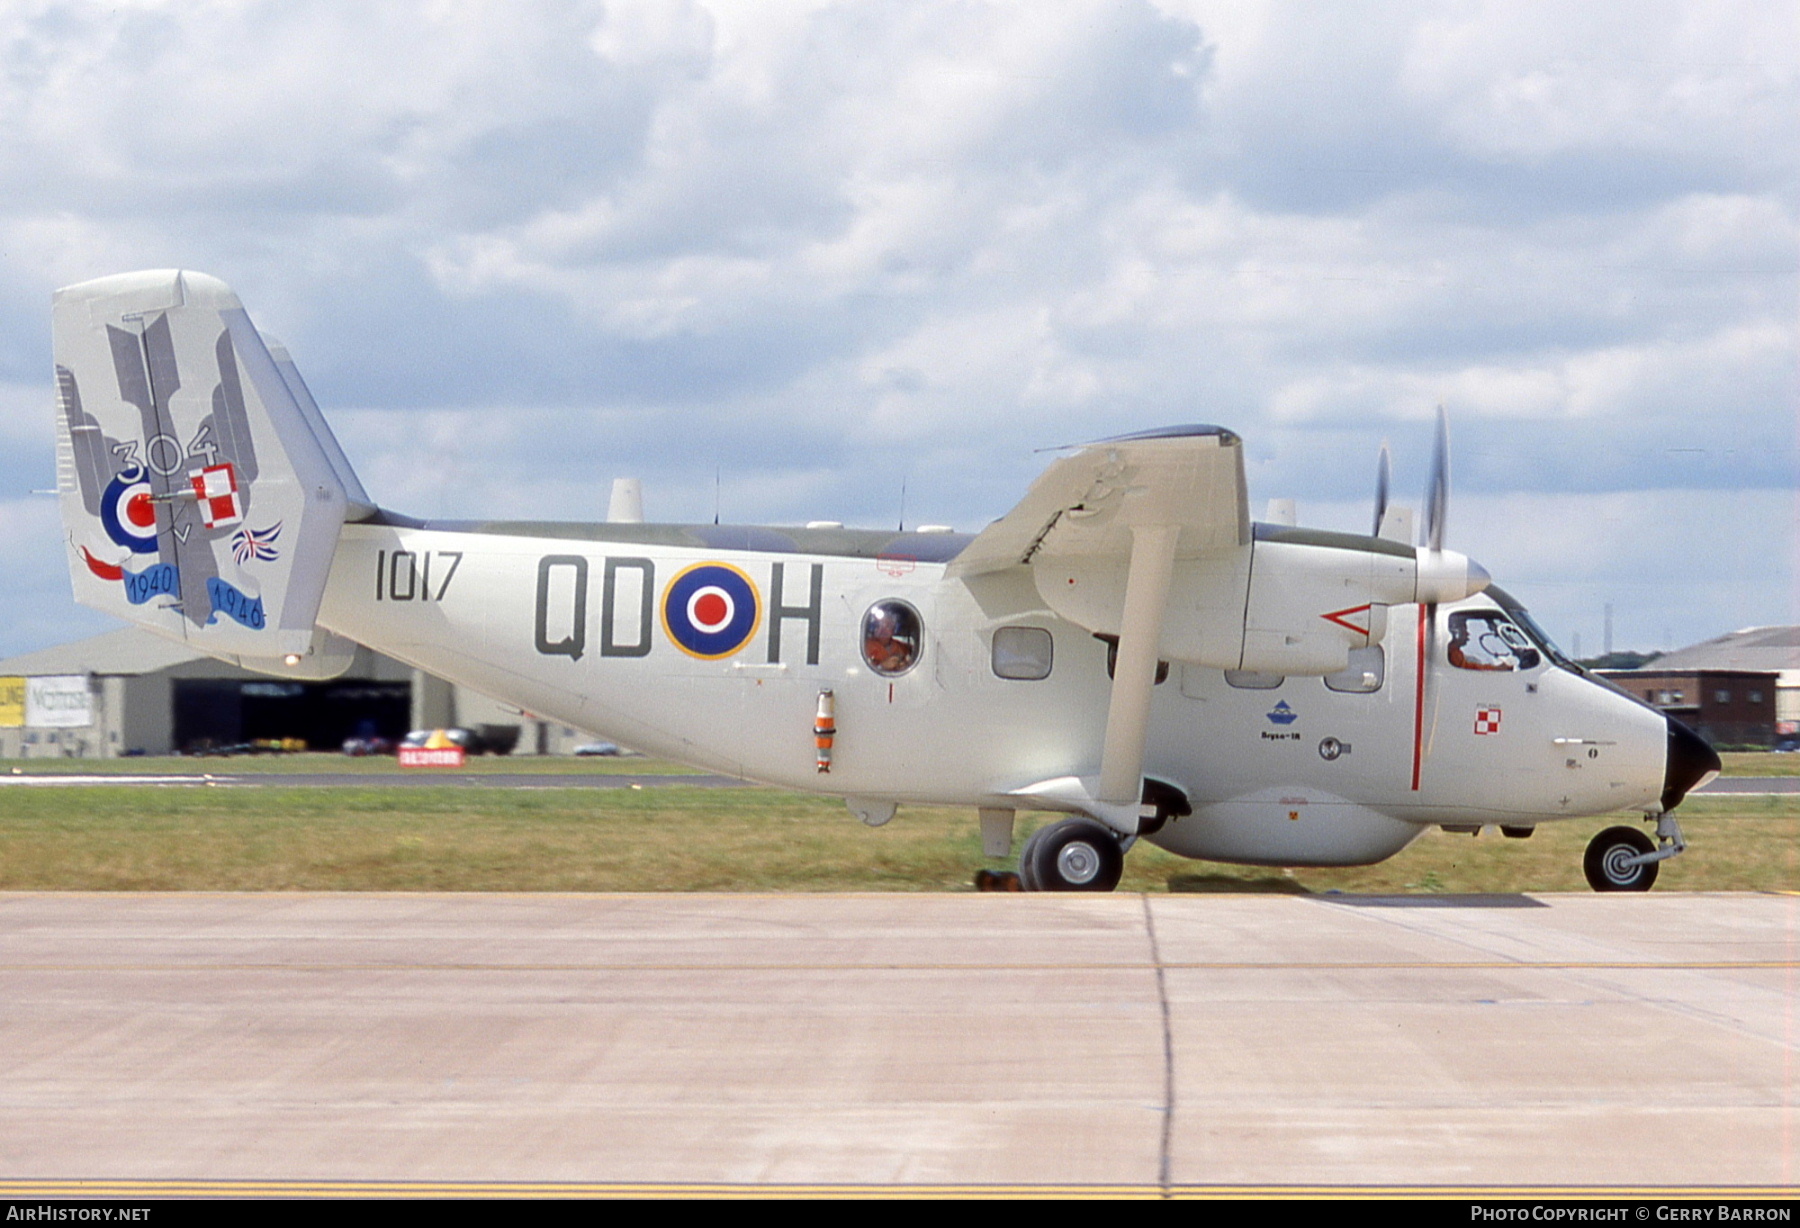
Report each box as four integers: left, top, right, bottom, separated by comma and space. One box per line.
0, 0, 1792, 657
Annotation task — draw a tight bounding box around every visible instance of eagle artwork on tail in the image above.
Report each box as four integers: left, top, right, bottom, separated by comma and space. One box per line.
60, 316, 266, 632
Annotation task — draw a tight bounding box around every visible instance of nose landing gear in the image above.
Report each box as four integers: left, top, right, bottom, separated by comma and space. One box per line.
1583, 812, 1687, 892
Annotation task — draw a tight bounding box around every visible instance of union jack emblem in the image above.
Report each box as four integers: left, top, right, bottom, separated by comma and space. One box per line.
232, 521, 282, 565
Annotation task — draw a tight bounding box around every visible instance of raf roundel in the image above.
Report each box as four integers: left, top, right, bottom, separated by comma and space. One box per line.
99, 466, 159, 555
661, 562, 762, 660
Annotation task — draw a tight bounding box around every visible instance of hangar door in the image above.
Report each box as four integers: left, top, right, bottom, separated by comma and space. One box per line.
172, 679, 412, 752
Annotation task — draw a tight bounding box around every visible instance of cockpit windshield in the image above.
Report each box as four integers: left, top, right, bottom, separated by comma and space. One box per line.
1484, 586, 1575, 670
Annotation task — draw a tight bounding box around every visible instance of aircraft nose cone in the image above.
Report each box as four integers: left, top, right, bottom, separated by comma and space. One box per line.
1662, 715, 1721, 812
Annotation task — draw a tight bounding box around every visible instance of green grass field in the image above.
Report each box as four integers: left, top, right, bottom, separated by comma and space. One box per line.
1720, 751, 1800, 777
0, 771, 1792, 893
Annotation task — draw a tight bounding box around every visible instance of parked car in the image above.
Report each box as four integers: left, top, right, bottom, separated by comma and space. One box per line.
341, 735, 394, 757
401, 727, 483, 753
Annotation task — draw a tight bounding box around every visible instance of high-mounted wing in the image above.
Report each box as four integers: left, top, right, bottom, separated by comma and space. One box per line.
959, 425, 1488, 834
948, 425, 1248, 579
953, 427, 1248, 830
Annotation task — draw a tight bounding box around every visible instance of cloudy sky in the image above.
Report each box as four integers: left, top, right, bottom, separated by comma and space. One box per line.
0, 0, 1793, 659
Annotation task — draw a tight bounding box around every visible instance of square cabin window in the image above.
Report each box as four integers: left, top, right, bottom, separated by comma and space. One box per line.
992, 626, 1053, 680
1324, 646, 1385, 694
1750, 690, 1763, 704
1715, 690, 1731, 705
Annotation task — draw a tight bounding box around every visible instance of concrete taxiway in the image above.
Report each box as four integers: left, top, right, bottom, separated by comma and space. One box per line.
1, 892, 1795, 1195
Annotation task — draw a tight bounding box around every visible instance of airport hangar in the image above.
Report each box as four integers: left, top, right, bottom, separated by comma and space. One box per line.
1598, 625, 1800, 749
0, 627, 598, 759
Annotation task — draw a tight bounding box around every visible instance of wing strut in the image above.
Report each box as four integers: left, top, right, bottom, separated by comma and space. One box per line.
1012, 521, 1177, 836
1097, 524, 1179, 809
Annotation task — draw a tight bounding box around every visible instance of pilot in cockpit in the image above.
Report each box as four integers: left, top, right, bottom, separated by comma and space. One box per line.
1447, 611, 1541, 672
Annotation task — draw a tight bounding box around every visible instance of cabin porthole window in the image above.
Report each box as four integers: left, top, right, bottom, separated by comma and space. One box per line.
861, 600, 922, 676
992, 626, 1053, 681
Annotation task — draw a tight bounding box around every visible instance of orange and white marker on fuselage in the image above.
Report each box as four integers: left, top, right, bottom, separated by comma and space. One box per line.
814, 688, 836, 773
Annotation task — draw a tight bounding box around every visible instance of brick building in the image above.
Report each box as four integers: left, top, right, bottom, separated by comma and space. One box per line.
1598, 667, 1778, 749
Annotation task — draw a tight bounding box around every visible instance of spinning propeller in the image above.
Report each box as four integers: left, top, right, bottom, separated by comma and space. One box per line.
1372, 442, 1391, 537
1424, 405, 1449, 555
1415, 408, 1450, 785
1378, 406, 1486, 790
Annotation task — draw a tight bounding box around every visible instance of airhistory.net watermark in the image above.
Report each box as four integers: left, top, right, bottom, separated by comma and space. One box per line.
6, 1209, 150, 1222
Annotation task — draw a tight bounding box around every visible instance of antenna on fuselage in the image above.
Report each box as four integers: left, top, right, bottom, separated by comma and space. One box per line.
898, 476, 907, 532
714, 466, 721, 526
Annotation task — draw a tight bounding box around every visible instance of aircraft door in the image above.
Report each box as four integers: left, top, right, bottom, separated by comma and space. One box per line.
1427, 605, 1545, 807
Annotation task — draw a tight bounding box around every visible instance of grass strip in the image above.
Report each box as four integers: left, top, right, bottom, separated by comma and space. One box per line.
0, 784, 1792, 894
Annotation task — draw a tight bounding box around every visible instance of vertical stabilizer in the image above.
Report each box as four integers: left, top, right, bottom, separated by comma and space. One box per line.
52, 270, 359, 677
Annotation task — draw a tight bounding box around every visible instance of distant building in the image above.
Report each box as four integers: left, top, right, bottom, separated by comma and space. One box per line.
1598, 625, 1800, 749
1598, 668, 1778, 749
0, 628, 598, 759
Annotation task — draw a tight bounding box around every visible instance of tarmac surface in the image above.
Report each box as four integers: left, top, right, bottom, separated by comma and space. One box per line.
1, 891, 1796, 1196
1699, 776, 1800, 795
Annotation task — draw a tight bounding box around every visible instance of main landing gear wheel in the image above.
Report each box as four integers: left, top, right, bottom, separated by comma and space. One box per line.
1015, 822, 1051, 892
1583, 825, 1659, 892
1022, 818, 1125, 893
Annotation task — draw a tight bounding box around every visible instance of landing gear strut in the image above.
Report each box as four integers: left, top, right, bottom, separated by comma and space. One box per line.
1582, 812, 1686, 893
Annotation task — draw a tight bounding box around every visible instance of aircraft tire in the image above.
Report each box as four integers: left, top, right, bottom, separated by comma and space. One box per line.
1016, 824, 1050, 891
1583, 825, 1659, 892
1027, 818, 1125, 893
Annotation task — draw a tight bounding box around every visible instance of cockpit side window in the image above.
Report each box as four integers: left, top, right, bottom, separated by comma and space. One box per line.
1447, 610, 1541, 672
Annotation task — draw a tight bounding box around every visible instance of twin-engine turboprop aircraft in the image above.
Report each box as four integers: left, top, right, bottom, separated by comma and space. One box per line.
49, 271, 1720, 891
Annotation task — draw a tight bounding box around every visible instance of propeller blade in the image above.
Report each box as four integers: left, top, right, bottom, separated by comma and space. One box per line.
1412, 410, 1451, 788
1373, 442, 1391, 537
1424, 406, 1449, 552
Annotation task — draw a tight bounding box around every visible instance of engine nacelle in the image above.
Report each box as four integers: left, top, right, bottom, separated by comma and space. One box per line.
1034, 525, 1489, 676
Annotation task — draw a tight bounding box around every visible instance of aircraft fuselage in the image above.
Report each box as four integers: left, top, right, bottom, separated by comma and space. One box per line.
320, 518, 1667, 868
